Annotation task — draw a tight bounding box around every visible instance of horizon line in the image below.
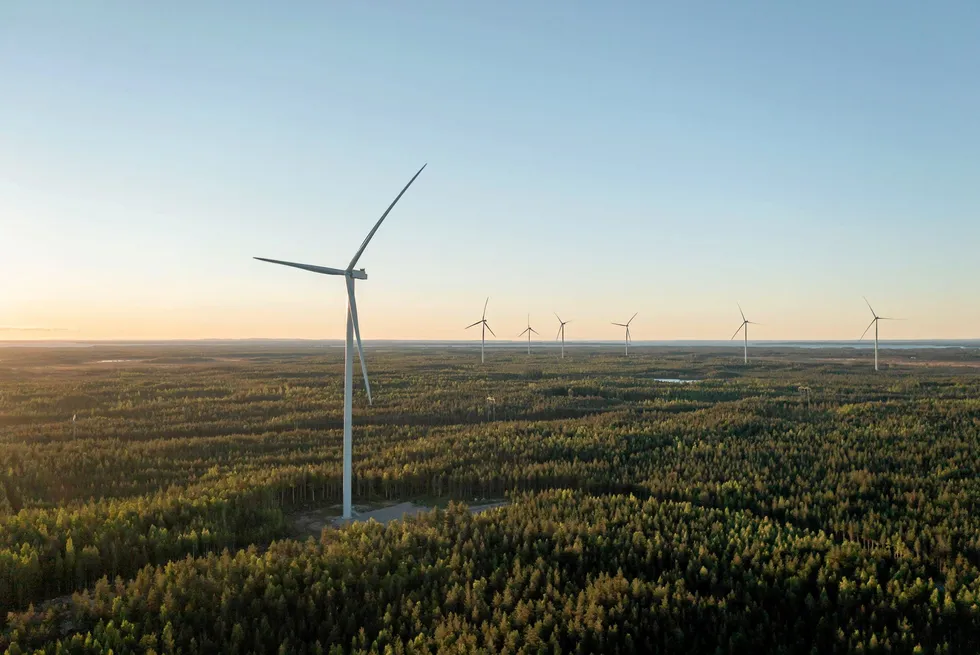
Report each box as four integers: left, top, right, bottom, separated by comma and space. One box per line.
2, 338, 979, 345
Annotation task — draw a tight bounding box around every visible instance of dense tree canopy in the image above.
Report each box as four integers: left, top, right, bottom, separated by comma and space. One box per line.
1, 344, 979, 652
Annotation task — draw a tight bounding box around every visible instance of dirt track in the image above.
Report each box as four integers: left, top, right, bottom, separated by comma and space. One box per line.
290, 501, 509, 536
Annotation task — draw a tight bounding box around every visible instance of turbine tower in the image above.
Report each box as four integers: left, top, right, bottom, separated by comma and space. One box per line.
554, 313, 570, 359
612, 313, 637, 356
465, 297, 495, 363
860, 297, 900, 372
730, 303, 759, 364
254, 164, 426, 520
518, 314, 539, 355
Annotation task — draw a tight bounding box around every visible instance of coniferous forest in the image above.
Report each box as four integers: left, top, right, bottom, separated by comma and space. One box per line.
1, 344, 979, 654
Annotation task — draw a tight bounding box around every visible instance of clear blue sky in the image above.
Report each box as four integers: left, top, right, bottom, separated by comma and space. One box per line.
2, 1, 978, 340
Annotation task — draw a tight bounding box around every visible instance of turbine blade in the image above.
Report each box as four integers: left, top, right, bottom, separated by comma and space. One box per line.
254, 257, 346, 277
485, 322, 496, 337
346, 278, 372, 405
737, 302, 746, 323
518, 328, 530, 337
554, 312, 563, 324
348, 163, 427, 270
483, 297, 489, 320
611, 322, 627, 327
556, 325, 563, 341
730, 324, 744, 341
465, 320, 482, 329
530, 328, 539, 335
863, 296, 877, 318
627, 312, 638, 325
859, 317, 876, 341
626, 326, 632, 343
878, 317, 904, 321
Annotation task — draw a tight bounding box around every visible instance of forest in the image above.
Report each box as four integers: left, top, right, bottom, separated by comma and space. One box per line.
0, 343, 978, 653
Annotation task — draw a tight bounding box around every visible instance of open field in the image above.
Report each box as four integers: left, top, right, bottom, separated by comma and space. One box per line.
1, 344, 980, 652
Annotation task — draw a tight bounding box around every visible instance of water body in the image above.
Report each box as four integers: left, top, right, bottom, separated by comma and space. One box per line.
654, 378, 700, 384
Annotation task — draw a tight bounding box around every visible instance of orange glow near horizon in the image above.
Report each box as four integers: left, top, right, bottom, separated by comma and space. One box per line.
4, 300, 979, 342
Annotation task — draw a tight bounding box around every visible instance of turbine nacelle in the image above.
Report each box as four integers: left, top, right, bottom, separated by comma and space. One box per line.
859, 296, 904, 372
253, 163, 427, 521
519, 314, 538, 354
253, 258, 369, 280
555, 313, 570, 340
466, 297, 495, 363
731, 304, 759, 365
860, 297, 902, 341
612, 313, 636, 355
519, 314, 538, 337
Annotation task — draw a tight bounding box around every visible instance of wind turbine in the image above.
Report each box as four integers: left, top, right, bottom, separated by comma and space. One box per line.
554, 313, 570, 359
860, 297, 901, 372
612, 313, 637, 356
518, 314, 539, 355
730, 303, 760, 364
254, 164, 426, 520
465, 297, 495, 363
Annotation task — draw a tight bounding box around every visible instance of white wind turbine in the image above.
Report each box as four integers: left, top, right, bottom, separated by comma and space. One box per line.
730, 303, 760, 364
465, 297, 496, 363
518, 314, 539, 355
554, 313, 570, 359
254, 164, 426, 520
860, 297, 902, 372
612, 313, 637, 356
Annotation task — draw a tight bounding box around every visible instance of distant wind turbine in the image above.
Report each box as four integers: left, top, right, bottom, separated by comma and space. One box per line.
730, 303, 760, 364
860, 297, 902, 372
465, 297, 495, 364
518, 314, 539, 355
254, 163, 426, 520
612, 313, 637, 356
554, 313, 570, 359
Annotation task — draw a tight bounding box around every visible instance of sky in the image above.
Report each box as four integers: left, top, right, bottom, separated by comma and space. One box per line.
2, 1, 979, 341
